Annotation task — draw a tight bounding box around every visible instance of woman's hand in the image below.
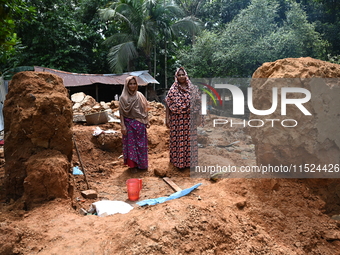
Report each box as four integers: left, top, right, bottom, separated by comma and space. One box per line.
121, 124, 127, 135
195, 115, 203, 127
165, 103, 170, 128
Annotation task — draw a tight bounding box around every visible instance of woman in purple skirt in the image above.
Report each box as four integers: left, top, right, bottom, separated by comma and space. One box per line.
119, 76, 149, 170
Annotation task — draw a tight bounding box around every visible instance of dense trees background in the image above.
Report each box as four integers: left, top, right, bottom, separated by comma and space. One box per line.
1, 0, 340, 85
0, 0, 34, 67
181, 0, 328, 77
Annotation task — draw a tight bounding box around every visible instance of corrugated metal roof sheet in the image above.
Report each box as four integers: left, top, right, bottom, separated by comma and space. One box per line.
34, 66, 159, 87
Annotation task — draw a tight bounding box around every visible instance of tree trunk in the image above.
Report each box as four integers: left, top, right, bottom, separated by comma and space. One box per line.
154, 46, 157, 90
165, 41, 168, 89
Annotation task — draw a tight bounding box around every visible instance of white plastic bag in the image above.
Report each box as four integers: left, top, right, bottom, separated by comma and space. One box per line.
92, 201, 134, 217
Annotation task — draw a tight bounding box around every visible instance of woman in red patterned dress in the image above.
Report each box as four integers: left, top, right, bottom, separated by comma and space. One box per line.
165, 67, 201, 169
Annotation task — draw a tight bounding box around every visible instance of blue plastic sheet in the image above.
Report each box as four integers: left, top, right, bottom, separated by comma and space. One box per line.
72, 166, 84, 175
137, 183, 202, 206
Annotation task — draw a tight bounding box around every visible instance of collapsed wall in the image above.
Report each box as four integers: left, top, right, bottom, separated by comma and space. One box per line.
3, 72, 73, 206
248, 57, 340, 176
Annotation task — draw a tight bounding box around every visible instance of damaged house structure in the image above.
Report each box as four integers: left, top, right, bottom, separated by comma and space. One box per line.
0, 67, 159, 131
34, 66, 159, 103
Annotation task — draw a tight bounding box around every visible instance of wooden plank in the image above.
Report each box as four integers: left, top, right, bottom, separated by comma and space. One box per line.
163, 177, 182, 192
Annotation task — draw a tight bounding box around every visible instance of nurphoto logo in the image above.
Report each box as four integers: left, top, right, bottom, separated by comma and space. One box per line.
201, 83, 312, 128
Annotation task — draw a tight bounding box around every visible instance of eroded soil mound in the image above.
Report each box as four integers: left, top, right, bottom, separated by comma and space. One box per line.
3, 71, 73, 206
253, 57, 340, 78
23, 150, 72, 204
249, 57, 340, 172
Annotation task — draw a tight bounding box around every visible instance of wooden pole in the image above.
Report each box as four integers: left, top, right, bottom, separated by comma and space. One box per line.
73, 134, 90, 190
95, 84, 99, 102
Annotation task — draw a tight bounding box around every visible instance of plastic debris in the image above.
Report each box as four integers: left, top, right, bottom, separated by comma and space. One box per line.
137, 183, 202, 206
72, 166, 84, 175
79, 208, 87, 215
91, 200, 134, 217
93, 126, 118, 136
108, 115, 121, 123
113, 110, 120, 118
76, 197, 85, 203
93, 126, 104, 136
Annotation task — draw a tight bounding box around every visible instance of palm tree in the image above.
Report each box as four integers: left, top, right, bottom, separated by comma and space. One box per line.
99, 0, 201, 76
174, 0, 206, 17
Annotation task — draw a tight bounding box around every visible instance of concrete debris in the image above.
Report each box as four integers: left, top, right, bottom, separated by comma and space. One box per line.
71, 92, 165, 125
81, 189, 98, 199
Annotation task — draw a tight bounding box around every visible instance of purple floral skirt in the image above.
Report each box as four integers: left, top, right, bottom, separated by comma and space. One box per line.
122, 118, 148, 169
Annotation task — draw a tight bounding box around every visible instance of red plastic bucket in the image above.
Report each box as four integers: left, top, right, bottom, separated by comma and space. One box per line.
126, 179, 142, 201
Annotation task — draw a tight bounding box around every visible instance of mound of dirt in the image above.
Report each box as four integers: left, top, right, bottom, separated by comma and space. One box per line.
3, 71, 73, 206
23, 150, 72, 204
249, 57, 340, 174
253, 57, 340, 78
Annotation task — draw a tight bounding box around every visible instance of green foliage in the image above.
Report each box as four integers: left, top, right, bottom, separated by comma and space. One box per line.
1, 0, 339, 80
100, 0, 201, 73
2, 0, 111, 74
327, 54, 340, 65
2, 66, 34, 80
179, 30, 219, 77
197, 0, 251, 30
0, 0, 35, 47
180, 0, 329, 78
0, 0, 35, 71
277, 1, 328, 58
295, 0, 340, 56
